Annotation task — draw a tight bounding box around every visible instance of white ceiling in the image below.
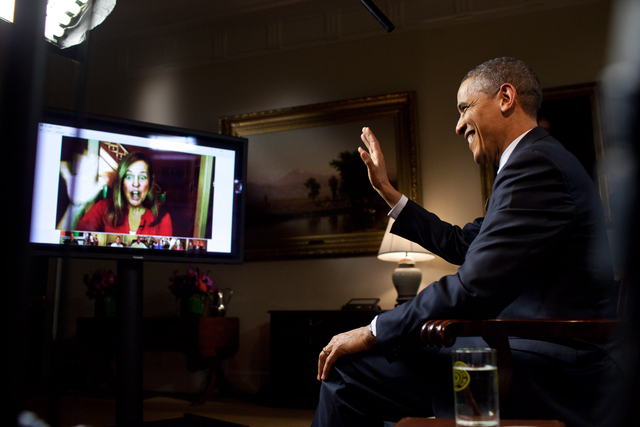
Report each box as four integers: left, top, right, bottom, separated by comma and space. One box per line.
94, 0, 319, 35
86, 0, 605, 71
96, 0, 603, 41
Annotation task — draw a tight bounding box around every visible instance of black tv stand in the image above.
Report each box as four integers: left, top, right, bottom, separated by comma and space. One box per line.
116, 258, 144, 426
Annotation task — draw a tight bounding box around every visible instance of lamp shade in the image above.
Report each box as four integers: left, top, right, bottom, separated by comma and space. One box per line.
377, 218, 435, 262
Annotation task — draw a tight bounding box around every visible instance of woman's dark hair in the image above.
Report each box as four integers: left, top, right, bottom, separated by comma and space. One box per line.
106, 151, 159, 227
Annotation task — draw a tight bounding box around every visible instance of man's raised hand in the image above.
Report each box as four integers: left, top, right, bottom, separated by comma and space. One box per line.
358, 127, 402, 207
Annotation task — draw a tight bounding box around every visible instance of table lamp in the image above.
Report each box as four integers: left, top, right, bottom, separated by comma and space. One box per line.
378, 218, 435, 306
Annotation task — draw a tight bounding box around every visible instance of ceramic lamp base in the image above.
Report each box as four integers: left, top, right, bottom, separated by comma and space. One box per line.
392, 263, 422, 306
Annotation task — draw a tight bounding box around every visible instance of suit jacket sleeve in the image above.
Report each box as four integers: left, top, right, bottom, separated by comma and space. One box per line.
390, 201, 483, 266
375, 133, 606, 360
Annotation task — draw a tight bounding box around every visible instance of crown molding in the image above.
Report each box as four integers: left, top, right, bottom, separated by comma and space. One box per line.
87, 0, 605, 77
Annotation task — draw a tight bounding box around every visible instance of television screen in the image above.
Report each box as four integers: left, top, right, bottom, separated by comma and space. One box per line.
30, 110, 247, 263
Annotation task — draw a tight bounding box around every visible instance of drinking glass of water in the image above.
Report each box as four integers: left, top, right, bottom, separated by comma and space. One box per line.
452, 348, 499, 427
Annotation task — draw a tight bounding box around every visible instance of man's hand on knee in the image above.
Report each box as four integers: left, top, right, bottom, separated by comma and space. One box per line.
317, 326, 377, 381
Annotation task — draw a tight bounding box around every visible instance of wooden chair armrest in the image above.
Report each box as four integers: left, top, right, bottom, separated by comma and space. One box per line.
420, 318, 623, 347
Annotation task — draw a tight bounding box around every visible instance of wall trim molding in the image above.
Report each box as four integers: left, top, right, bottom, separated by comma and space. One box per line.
88, 0, 605, 78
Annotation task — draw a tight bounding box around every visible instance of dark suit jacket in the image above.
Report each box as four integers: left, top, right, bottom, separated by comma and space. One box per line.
375, 127, 620, 425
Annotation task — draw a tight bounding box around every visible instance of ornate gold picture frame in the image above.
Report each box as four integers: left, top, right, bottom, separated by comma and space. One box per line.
219, 92, 421, 260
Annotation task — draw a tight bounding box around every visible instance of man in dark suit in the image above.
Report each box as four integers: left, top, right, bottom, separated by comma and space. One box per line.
312, 58, 621, 426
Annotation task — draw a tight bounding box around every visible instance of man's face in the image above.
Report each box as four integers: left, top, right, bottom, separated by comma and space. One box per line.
455, 78, 504, 165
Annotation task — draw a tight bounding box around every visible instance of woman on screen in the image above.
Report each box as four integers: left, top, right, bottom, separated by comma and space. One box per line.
72, 152, 173, 236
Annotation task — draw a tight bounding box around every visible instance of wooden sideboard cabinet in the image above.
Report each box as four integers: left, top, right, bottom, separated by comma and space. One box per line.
262, 310, 382, 409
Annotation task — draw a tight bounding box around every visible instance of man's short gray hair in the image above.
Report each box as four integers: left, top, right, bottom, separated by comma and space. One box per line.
463, 57, 543, 119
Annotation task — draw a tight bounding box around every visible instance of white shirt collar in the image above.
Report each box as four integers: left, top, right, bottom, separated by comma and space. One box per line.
497, 128, 534, 174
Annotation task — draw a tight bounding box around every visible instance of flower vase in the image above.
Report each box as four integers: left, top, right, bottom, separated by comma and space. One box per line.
181, 294, 212, 318
95, 296, 116, 318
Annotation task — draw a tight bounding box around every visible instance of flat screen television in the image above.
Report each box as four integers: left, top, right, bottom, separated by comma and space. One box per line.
30, 109, 247, 263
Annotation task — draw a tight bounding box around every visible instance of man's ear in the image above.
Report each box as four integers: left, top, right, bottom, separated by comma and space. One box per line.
499, 83, 517, 114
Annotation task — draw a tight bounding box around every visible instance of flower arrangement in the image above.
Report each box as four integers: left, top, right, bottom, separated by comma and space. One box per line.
169, 267, 217, 317
168, 267, 217, 300
83, 268, 117, 299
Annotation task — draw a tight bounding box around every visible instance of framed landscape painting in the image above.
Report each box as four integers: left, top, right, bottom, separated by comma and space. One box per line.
219, 92, 421, 260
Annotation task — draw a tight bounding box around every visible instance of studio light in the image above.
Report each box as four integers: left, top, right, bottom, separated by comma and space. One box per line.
44, 0, 115, 48
0, 0, 15, 23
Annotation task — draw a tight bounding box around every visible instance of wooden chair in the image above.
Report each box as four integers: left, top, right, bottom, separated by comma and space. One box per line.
394, 278, 626, 426
418, 276, 627, 409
